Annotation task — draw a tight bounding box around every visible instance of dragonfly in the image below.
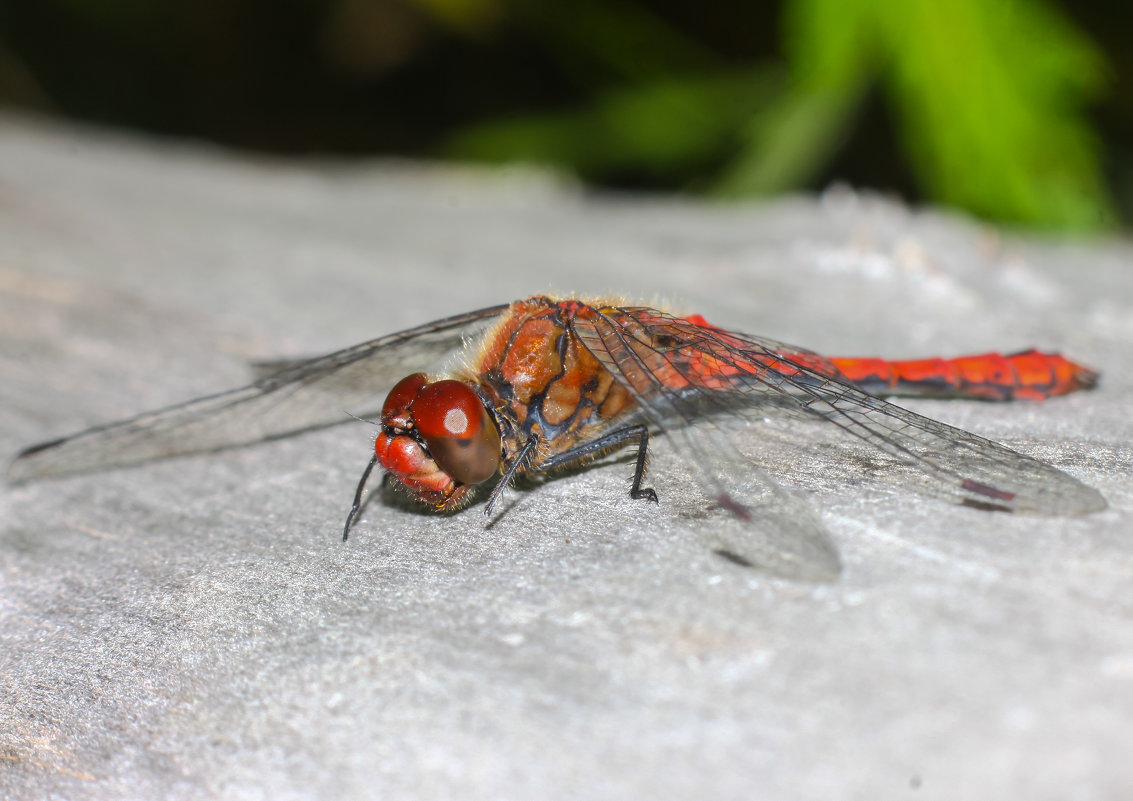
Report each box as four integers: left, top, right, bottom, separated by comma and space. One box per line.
7, 296, 1106, 570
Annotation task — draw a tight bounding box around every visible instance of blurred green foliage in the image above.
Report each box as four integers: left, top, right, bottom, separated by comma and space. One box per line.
447, 0, 1113, 231
0, 0, 1124, 231
731, 0, 1112, 229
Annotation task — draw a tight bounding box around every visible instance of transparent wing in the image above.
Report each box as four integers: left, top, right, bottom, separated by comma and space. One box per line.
568, 309, 840, 578
570, 304, 1106, 518
659, 421, 843, 580
8, 303, 510, 481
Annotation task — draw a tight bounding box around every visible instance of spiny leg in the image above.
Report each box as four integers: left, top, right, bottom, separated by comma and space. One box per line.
343, 454, 379, 541
485, 432, 541, 517
541, 424, 658, 503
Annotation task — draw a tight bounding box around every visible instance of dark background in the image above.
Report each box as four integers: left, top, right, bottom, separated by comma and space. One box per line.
1, 0, 1130, 231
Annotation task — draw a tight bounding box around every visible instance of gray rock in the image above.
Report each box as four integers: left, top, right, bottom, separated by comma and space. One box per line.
2, 113, 1131, 800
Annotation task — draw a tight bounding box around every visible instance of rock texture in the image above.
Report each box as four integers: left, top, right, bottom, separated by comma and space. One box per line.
1, 114, 1131, 800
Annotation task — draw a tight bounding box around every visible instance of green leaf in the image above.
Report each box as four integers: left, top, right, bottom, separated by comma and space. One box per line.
446, 67, 782, 180
772, 0, 1112, 230
713, 80, 866, 197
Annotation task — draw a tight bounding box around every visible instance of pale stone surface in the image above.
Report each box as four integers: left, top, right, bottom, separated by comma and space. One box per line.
1, 113, 1131, 800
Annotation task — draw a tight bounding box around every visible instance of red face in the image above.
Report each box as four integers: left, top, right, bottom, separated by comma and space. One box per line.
375, 373, 503, 509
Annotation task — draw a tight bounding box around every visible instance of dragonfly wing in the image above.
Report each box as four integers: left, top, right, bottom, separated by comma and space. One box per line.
661, 421, 842, 580
572, 304, 1106, 518
8, 302, 510, 481
571, 307, 841, 578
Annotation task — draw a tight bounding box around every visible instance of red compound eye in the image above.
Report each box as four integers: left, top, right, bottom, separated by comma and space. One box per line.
411, 380, 502, 485
381, 373, 428, 426
412, 381, 484, 439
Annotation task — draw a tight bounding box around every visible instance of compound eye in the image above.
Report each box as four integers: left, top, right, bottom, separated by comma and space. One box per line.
411, 380, 502, 485
382, 373, 428, 426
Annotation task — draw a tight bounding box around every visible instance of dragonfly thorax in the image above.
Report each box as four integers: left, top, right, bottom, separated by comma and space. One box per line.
374, 373, 503, 508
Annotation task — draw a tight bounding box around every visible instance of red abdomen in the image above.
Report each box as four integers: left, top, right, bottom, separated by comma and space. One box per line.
828, 349, 1098, 401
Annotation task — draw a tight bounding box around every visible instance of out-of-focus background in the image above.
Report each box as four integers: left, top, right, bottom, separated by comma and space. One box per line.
1, 0, 1129, 233
4, 5, 1133, 799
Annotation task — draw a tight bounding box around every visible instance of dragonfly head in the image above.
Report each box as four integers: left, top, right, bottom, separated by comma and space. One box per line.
373, 372, 503, 509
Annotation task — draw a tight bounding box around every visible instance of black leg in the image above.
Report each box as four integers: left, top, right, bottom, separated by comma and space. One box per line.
343, 454, 379, 541
540, 424, 658, 503
485, 432, 541, 517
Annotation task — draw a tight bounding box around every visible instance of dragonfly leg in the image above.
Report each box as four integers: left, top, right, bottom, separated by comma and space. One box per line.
541, 424, 659, 504
486, 432, 542, 517
343, 454, 379, 542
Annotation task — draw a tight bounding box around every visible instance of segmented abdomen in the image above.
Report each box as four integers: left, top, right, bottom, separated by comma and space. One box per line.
826, 349, 1098, 401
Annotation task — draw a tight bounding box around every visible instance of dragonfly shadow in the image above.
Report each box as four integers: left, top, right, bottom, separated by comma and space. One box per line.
364, 473, 480, 518
683, 495, 843, 583
712, 549, 756, 568
360, 453, 641, 529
